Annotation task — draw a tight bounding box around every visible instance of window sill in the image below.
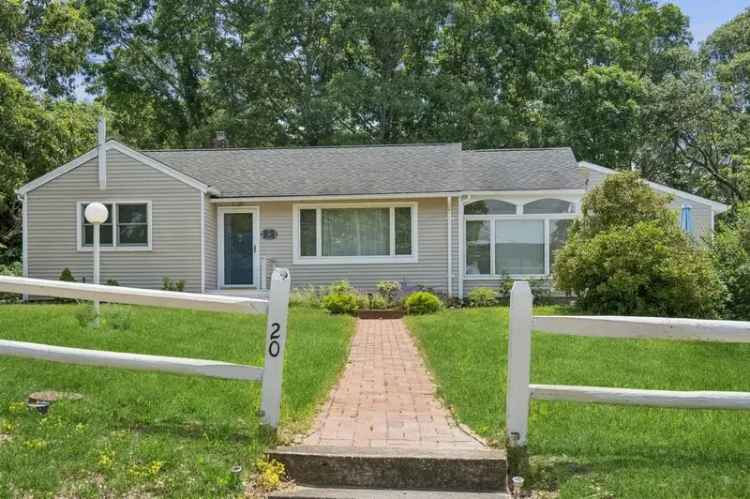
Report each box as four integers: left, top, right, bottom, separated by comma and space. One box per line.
293, 255, 418, 265
464, 274, 549, 280
77, 246, 152, 253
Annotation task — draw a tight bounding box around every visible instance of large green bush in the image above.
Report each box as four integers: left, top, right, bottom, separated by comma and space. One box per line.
710, 204, 750, 320
322, 281, 367, 315
554, 173, 725, 318
404, 291, 442, 315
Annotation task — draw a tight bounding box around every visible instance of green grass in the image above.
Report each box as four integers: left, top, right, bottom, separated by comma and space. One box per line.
406, 307, 750, 498
0, 304, 354, 498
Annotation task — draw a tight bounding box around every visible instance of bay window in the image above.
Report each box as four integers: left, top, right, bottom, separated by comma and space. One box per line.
464, 198, 575, 277
295, 203, 417, 263
78, 201, 151, 251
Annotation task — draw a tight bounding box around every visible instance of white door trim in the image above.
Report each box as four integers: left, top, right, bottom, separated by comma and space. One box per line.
217, 206, 260, 289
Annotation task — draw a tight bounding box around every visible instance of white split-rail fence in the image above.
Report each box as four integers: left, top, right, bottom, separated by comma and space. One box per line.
0, 269, 291, 428
506, 281, 750, 447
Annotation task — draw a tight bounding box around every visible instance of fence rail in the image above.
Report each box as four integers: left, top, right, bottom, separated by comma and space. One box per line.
506, 281, 750, 447
0, 270, 291, 427
0, 276, 268, 315
0, 339, 264, 381
533, 315, 750, 343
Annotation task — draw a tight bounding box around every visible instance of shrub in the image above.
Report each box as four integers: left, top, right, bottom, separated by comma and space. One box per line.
0, 262, 21, 277
59, 268, 76, 282
556, 220, 724, 317
0, 262, 22, 302
404, 291, 442, 315
162, 277, 186, 292
289, 286, 323, 308
467, 287, 497, 307
368, 294, 389, 310
529, 279, 553, 306
105, 279, 120, 286
322, 292, 364, 315
554, 173, 725, 318
710, 204, 750, 320
322, 280, 367, 314
376, 280, 401, 306
329, 280, 353, 294
496, 273, 513, 303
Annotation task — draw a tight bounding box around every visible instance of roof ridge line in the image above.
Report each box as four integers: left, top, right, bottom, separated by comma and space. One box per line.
142, 142, 462, 153
466, 147, 572, 153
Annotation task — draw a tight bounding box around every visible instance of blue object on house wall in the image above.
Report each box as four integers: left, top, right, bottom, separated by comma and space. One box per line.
681, 205, 693, 234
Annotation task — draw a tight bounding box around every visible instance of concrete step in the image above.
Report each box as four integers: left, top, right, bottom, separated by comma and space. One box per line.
271, 485, 508, 499
268, 445, 506, 492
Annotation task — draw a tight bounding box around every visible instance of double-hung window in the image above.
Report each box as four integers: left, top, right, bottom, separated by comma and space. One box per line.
78, 201, 151, 251
464, 198, 575, 277
294, 203, 417, 263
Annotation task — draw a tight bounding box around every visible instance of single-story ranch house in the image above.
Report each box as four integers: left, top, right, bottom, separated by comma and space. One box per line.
16, 135, 729, 298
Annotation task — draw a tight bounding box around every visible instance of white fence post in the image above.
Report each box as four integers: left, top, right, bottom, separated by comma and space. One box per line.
260, 268, 291, 428
506, 281, 533, 447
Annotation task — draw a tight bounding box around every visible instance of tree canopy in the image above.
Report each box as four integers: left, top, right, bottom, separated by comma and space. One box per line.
2, 1, 750, 261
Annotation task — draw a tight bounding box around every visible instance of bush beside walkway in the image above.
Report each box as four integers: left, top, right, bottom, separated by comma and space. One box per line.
407, 306, 750, 498
0, 304, 354, 497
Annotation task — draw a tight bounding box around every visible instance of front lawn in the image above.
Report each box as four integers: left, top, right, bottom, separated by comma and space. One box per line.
407, 307, 750, 498
0, 304, 354, 497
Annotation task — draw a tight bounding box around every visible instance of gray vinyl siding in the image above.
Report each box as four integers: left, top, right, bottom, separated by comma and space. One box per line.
209, 198, 452, 292
27, 150, 203, 292
585, 168, 714, 242
205, 198, 217, 290
450, 196, 460, 297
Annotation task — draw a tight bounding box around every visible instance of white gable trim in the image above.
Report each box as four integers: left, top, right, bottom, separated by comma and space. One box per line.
580, 161, 730, 214
16, 140, 212, 195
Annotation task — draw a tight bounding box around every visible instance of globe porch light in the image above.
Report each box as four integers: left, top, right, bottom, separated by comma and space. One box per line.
84, 202, 109, 225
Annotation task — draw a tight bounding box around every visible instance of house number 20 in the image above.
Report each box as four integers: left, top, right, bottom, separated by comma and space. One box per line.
268, 323, 281, 357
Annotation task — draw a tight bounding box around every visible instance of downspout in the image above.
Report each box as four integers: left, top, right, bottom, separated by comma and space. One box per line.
200, 193, 206, 293
19, 193, 28, 302
97, 117, 107, 190
447, 196, 452, 298
458, 195, 465, 300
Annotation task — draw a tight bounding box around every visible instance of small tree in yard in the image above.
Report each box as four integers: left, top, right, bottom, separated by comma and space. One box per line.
554, 173, 725, 318
710, 204, 750, 320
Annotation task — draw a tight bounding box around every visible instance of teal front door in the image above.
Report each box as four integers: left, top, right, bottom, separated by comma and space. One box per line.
220, 209, 256, 287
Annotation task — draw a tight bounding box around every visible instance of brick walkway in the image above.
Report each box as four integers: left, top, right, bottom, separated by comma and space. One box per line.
301, 319, 485, 450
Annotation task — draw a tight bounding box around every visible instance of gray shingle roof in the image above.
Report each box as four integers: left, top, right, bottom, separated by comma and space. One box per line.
462, 148, 582, 191
143, 144, 581, 197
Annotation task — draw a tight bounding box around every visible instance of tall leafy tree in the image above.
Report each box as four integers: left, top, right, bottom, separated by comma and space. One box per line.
85, 0, 221, 147
0, 1, 100, 260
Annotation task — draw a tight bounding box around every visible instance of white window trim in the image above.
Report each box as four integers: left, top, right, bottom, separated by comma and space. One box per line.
462, 197, 578, 279
217, 206, 260, 289
292, 201, 419, 265
76, 200, 153, 252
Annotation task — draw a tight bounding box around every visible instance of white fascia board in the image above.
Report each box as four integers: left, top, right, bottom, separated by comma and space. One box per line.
16, 141, 214, 196
210, 190, 586, 204
580, 161, 730, 214
210, 191, 458, 203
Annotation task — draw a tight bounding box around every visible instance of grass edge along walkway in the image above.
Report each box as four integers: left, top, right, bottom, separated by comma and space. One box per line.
0, 303, 355, 498
406, 306, 750, 499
